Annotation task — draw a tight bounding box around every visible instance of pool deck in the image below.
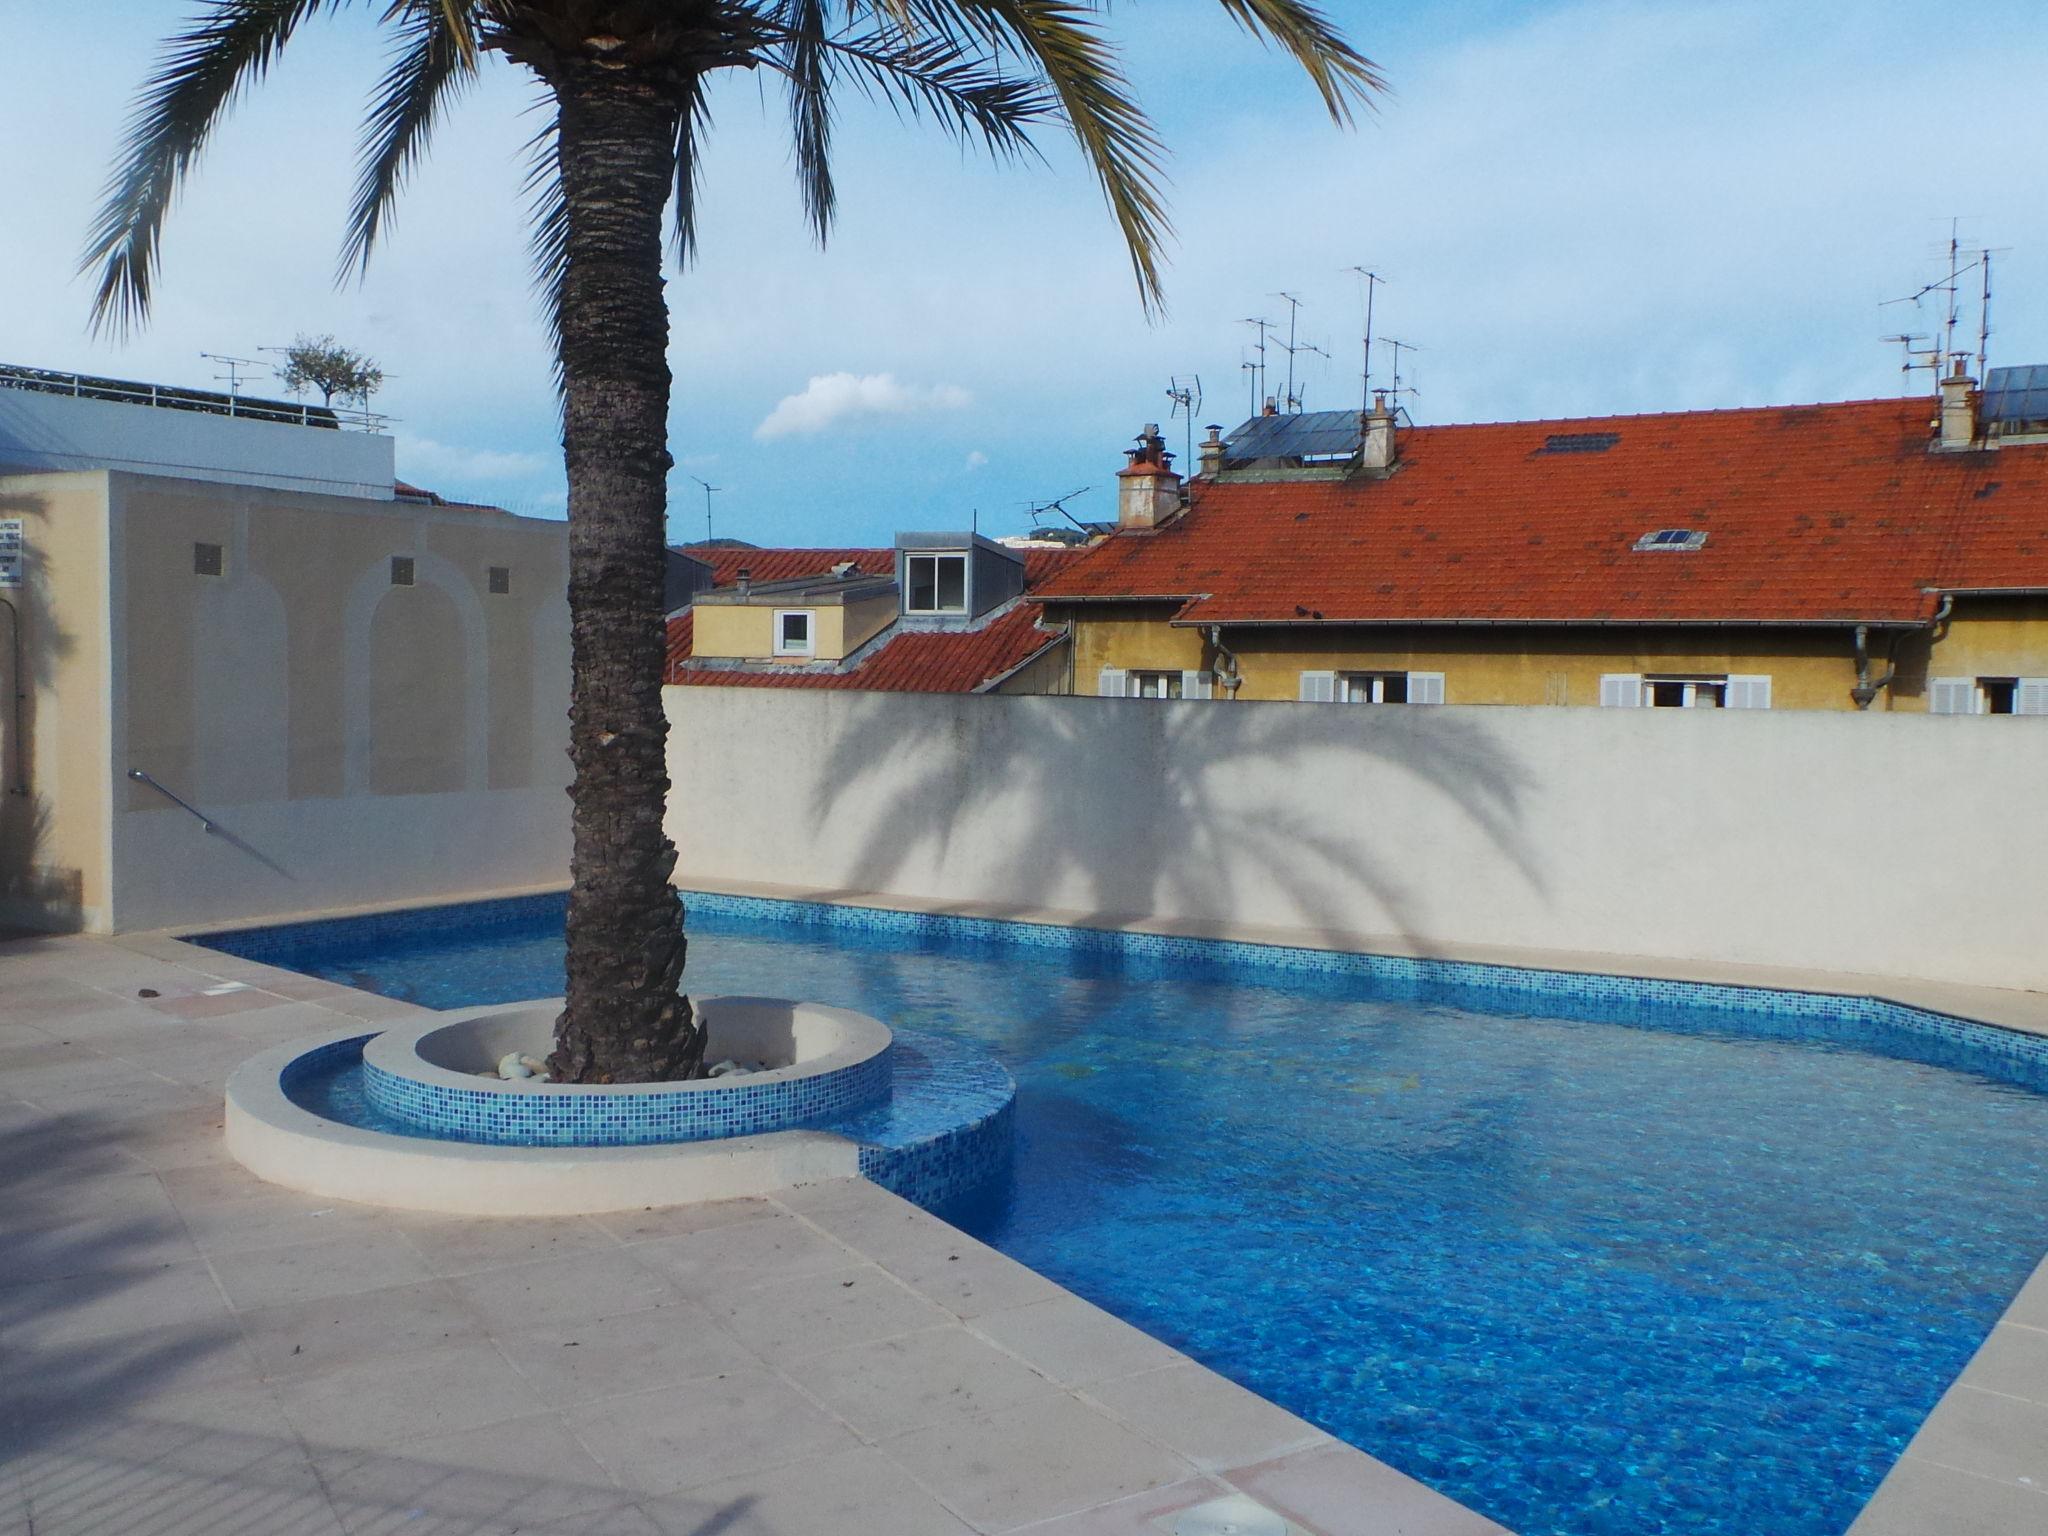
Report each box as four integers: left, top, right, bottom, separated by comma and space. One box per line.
0, 927, 1510, 1536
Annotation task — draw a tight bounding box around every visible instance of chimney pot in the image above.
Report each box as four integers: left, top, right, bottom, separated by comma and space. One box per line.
1360, 393, 1398, 472
736, 567, 753, 596
1937, 365, 1977, 452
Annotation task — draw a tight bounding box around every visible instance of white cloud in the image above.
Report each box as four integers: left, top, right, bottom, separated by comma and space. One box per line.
396, 433, 552, 484
754, 372, 972, 441
965, 449, 989, 470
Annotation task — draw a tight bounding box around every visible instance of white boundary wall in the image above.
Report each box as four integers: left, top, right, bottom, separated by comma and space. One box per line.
666, 688, 2048, 993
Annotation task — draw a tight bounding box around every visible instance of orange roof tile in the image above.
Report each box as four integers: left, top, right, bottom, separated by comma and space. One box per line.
1034, 398, 2048, 626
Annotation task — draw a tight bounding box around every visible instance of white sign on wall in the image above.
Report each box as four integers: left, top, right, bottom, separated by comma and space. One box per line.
0, 519, 21, 589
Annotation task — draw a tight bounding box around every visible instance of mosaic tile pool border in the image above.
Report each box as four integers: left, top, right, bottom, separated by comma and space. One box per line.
359, 1037, 892, 1149
193, 886, 2048, 1096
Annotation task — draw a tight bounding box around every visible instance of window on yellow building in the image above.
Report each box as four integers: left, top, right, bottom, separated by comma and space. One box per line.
1097, 667, 1213, 699
773, 609, 815, 658
1300, 670, 1444, 704
1930, 676, 2048, 715
1600, 673, 1771, 709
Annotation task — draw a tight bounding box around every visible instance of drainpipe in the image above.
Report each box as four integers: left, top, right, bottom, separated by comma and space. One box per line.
1850, 596, 1952, 710
1204, 625, 1243, 697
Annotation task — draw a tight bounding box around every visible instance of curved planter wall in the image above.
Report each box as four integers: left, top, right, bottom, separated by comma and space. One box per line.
358, 996, 892, 1147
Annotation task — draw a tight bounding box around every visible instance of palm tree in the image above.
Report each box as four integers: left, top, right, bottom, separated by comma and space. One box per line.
86, 2, 1379, 1084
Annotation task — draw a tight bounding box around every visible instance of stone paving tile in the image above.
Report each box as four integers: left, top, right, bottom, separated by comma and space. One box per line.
312, 1410, 629, 1532
881, 1392, 1194, 1532
646, 1445, 975, 1536
1002, 1478, 1238, 1536
394, 1212, 621, 1276
1847, 1457, 2048, 1535
704, 1264, 955, 1366
491, 1300, 754, 1408
0, 1209, 202, 1285
563, 1369, 861, 1497
1227, 1442, 1514, 1536
212, 1229, 436, 1311
276, 1340, 546, 1450
594, 1195, 777, 1244
0, 1258, 231, 1347
1898, 1381, 2048, 1487
1084, 1364, 1331, 1474
0, 1316, 267, 1423
628, 1210, 860, 1299
450, 1247, 680, 1327
780, 1321, 1063, 1439
160, 1164, 388, 1255
1955, 1321, 2048, 1406
235, 1277, 487, 1380
968, 1295, 1187, 1388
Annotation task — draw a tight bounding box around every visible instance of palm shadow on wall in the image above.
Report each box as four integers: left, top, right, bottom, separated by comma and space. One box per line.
800, 693, 1544, 953
0, 490, 81, 928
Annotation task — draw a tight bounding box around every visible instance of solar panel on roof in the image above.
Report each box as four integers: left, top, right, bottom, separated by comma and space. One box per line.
1981, 365, 2048, 426
1539, 432, 1620, 454
1223, 409, 1360, 463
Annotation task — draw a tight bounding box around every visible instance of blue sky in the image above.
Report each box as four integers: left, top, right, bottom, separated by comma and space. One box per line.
6, 2, 2048, 545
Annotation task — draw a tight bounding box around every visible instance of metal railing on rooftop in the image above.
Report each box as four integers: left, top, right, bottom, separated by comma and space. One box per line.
0, 362, 391, 433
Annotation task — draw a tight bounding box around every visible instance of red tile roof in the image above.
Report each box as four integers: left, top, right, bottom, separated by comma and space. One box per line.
1034, 398, 2048, 626
664, 544, 1087, 692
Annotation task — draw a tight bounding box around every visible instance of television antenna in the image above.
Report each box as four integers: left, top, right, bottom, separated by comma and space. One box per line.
1166, 375, 1203, 465
1882, 220, 2005, 384
200, 352, 261, 407
1024, 486, 1093, 534
1346, 266, 1386, 417
1241, 316, 1275, 415
688, 475, 723, 543
1268, 293, 1328, 413
1378, 337, 1420, 417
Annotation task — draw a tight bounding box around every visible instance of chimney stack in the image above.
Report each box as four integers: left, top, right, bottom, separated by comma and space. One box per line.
736, 567, 752, 597
1937, 358, 1978, 452
1360, 392, 1397, 472
1197, 424, 1226, 479
1116, 423, 1183, 531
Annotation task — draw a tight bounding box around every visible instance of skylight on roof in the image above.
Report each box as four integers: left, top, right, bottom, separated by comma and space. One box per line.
1634, 528, 1707, 551
1540, 431, 1620, 454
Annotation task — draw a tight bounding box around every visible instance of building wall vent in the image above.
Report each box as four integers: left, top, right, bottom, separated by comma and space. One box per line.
192, 542, 223, 577
488, 565, 510, 595
390, 555, 415, 586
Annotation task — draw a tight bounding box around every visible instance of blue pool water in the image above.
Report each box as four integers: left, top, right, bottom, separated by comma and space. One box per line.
200, 896, 2048, 1536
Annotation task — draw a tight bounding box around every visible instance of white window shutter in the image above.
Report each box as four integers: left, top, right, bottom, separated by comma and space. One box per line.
1599, 674, 1644, 708
1725, 674, 1772, 709
1927, 677, 1975, 715
1097, 667, 1127, 698
1298, 670, 1336, 703
1181, 670, 1212, 700
2016, 678, 2048, 716
1407, 671, 1446, 705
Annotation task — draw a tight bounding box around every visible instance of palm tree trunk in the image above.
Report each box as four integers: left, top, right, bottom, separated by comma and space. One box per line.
544, 61, 701, 1085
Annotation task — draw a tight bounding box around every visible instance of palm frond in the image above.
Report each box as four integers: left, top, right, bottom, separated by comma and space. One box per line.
340, 3, 479, 280
947, 2, 1173, 311
1212, 0, 1385, 122
671, 74, 715, 265
521, 108, 569, 387
83, 0, 336, 334
778, 29, 1052, 164
783, 0, 837, 244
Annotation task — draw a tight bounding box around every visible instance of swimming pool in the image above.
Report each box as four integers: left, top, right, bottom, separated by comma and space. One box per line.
199, 893, 2048, 1536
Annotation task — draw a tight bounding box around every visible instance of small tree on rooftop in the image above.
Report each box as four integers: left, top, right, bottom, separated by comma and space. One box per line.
277, 333, 385, 409
86, 1, 1381, 1086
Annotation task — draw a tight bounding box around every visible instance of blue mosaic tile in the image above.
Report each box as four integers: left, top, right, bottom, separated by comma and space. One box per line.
358, 1038, 892, 1148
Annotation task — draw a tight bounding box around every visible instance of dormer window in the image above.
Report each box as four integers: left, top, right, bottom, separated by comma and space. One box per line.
1634, 528, 1707, 551
773, 609, 815, 657
905, 552, 967, 614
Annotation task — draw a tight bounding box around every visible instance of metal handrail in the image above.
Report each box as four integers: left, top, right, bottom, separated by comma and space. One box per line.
0, 361, 392, 434
127, 769, 216, 834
